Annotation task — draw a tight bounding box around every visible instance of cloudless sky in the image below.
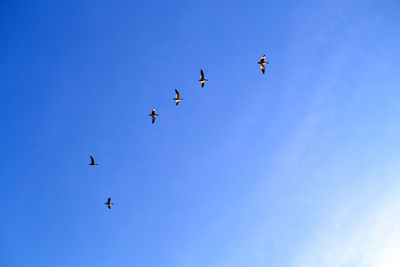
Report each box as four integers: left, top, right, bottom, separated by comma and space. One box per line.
1, 0, 400, 266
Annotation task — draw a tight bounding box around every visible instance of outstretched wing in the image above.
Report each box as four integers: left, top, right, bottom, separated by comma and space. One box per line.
175, 89, 179, 98
90, 156, 95, 165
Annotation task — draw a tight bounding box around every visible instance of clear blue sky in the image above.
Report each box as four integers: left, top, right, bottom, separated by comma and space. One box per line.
1, 1, 400, 266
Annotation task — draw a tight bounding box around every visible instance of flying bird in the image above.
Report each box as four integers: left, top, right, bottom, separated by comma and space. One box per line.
89, 155, 99, 166
105, 198, 114, 209
173, 89, 183, 106
149, 108, 159, 124
258, 55, 269, 74
199, 69, 208, 87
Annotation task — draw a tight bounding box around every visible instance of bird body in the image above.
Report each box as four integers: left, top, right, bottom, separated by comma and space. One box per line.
105, 197, 114, 209
89, 156, 99, 166
199, 69, 208, 87
149, 108, 159, 124
173, 89, 183, 105
258, 55, 269, 74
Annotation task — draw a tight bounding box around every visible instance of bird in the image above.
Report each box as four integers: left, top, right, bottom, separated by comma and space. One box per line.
89, 155, 99, 166
149, 108, 159, 124
173, 89, 183, 106
258, 55, 269, 74
199, 69, 208, 87
105, 197, 114, 209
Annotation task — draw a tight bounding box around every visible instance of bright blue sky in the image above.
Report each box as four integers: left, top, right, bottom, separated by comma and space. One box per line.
1, 1, 400, 266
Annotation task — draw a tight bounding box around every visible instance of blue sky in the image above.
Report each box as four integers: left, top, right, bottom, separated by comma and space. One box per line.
1, 0, 400, 266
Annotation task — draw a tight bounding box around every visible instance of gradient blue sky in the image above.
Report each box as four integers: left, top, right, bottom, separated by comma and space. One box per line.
1, 1, 400, 266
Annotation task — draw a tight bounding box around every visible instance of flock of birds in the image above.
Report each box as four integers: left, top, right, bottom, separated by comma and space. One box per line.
91, 54, 270, 209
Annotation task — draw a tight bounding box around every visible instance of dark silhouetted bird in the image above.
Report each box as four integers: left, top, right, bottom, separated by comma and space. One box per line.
258, 55, 269, 74
173, 89, 183, 106
89, 156, 99, 166
105, 198, 114, 209
149, 108, 159, 124
199, 69, 208, 87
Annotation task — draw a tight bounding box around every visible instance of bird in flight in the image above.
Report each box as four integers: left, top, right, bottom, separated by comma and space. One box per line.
173, 89, 183, 106
105, 197, 114, 209
89, 155, 99, 166
149, 108, 159, 124
258, 55, 269, 74
199, 69, 208, 87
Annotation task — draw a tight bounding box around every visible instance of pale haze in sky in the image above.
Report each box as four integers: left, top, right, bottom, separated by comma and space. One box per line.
1, 0, 400, 266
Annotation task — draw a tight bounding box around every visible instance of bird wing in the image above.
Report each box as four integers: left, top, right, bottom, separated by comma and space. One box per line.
200, 69, 204, 79
90, 156, 95, 164
175, 89, 179, 98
